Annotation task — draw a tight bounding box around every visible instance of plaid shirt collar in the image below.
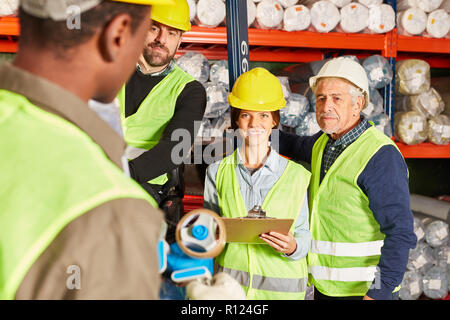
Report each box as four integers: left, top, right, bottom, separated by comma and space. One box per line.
326, 117, 370, 148
136, 59, 175, 77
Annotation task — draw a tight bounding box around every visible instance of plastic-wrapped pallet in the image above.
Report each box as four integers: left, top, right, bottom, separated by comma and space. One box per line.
362, 88, 383, 118
428, 114, 450, 145
433, 245, 449, 269
368, 4, 396, 34
394, 111, 428, 145
423, 266, 449, 299
280, 93, 310, 127
367, 113, 393, 137
176, 52, 210, 84
187, 0, 196, 22
425, 220, 449, 247
338, 2, 369, 33
408, 87, 445, 119
255, 0, 285, 29
358, 0, 382, 6
296, 112, 321, 136
395, 59, 431, 95
361, 55, 393, 89
277, 76, 292, 99
283, 5, 311, 31
278, 0, 300, 8
425, 9, 450, 38
399, 270, 424, 300
195, 0, 226, 28
306, 0, 341, 33
202, 82, 229, 119
248, 0, 257, 26
397, 8, 428, 36
209, 60, 229, 87
398, 0, 444, 13
406, 242, 436, 273
414, 216, 427, 243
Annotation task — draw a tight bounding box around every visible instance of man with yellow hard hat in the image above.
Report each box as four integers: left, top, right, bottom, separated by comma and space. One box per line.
0, 0, 174, 299
118, 0, 206, 244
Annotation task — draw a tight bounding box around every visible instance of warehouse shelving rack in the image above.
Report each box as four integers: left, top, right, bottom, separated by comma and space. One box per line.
0, 1, 449, 158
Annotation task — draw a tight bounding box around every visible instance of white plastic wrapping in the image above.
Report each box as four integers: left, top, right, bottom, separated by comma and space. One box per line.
409, 87, 445, 119
309, 0, 341, 33
328, 0, 351, 8
426, 9, 450, 38
423, 266, 449, 299
362, 88, 384, 118
280, 93, 310, 127
277, 76, 292, 98
399, 271, 424, 300
414, 216, 427, 243
295, 112, 321, 136
202, 82, 230, 119
362, 55, 394, 89
247, 0, 257, 27
425, 220, 449, 247
394, 111, 428, 145
406, 242, 437, 273
338, 2, 369, 33
433, 245, 449, 269
398, 0, 444, 13
397, 8, 428, 36
0, 0, 18, 16
396, 59, 431, 96
278, 0, 299, 8
176, 52, 210, 83
368, 4, 396, 33
358, 0, 383, 7
367, 113, 393, 137
187, 0, 197, 22
283, 5, 311, 31
428, 114, 450, 145
255, 0, 285, 29
209, 60, 229, 87
196, 0, 226, 28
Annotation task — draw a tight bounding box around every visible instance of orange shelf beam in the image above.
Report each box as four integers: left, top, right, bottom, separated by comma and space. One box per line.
0, 17, 19, 36
395, 142, 450, 158
397, 35, 450, 54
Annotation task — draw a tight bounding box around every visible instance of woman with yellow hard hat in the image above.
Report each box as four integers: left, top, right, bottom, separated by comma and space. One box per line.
203, 67, 312, 300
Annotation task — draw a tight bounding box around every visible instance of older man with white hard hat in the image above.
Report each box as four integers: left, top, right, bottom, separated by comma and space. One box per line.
280, 57, 417, 300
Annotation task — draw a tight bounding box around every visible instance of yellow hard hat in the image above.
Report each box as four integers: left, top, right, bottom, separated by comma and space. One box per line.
228, 68, 286, 112
151, 0, 191, 31
112, 0, 175, 5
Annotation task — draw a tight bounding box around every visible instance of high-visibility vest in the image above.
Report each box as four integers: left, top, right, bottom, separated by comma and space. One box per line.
0, 89, 157, 299
308, 126, 402, 297
215, 151, 311, 300
117, 65, 194, 185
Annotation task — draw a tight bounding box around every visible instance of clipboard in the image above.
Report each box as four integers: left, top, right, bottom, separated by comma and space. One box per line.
221, 217, 294, 244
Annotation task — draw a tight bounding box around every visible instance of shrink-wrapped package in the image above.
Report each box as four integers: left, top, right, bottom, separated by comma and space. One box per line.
338, 2, 369, 33
248, 0, 257, 26
398, 0, 443, 13
406, 242, 436, 273
414, 216, 426, 243
187, 0, 196, 22
283, 5, 311, 31
396, 59, 431, 95
196, 0, 226, 28
328, 0, 351, 8
202, 82, 229, 119
423, 266, 449, 299
255, 0, 285, 29
0, 0, 18, 16
296, 112, 321, 136
397, 8, 428, 36
429, 116, 450, 146
399, 271, 424, 300
309, 0, 341, 33
367, 113, 392, 137
209, 60, 229, 87
176, 52, 210, 83
358, 0, 382, 7
425, 9, 450, 38
433, 245, 449, 269
362, 88, 383, 118
394, 111, 428, 145
277, 76, 292, 98
425, 220, 449, 247
361, 55, 393, 89
408, 87, 445, 119
368, 4, 396, 33
280, 93, 310, 128
279, 0, 299, 8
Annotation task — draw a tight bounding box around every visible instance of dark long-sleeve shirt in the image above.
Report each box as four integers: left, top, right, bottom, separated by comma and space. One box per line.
125, 66, 206, 183
279, 126, 417, 300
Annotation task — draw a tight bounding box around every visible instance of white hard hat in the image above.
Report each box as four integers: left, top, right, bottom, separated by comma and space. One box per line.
309, 57, 370, 108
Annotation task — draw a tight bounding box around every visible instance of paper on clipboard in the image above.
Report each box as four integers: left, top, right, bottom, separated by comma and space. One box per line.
221, 217, 294, 244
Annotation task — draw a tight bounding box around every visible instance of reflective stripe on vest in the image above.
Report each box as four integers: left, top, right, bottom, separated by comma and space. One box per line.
216, 266, 308, 293
308, 126, 403, 297
215, 150, 311, 300
0, 89, 157, 299
311, 239, 384, 257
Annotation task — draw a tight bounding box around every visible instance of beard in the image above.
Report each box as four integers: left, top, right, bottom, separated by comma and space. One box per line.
142, 42, 174, 67
318, 113, 340, 135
